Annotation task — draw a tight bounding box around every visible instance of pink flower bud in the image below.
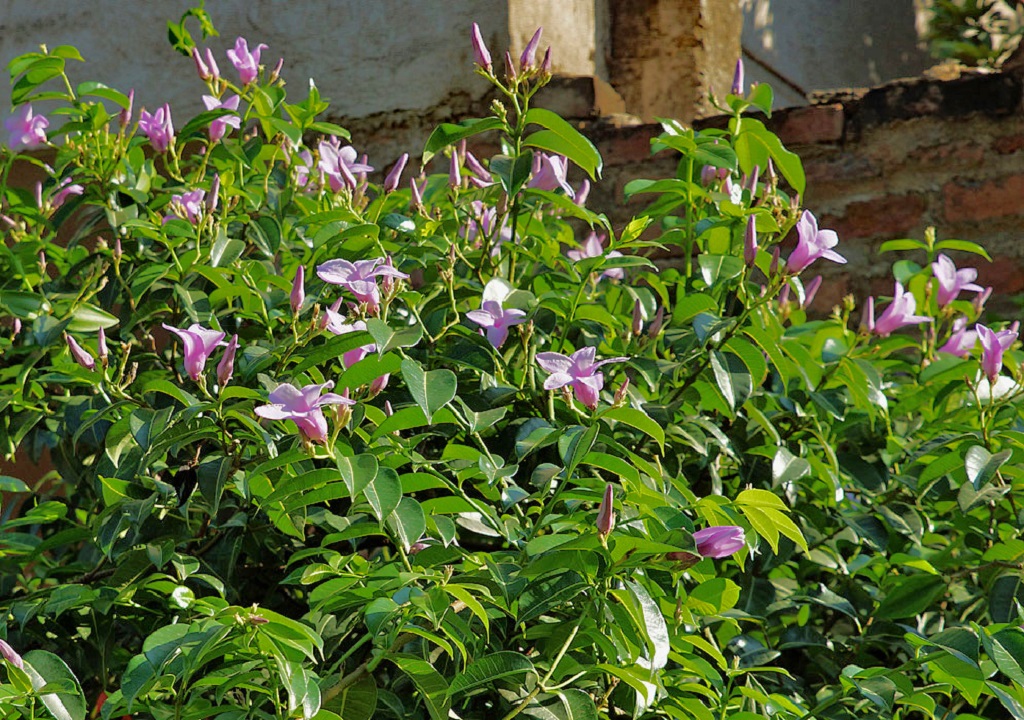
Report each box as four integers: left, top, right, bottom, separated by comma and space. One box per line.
973, 286, 992, 314
803, 275, 822, 309
369, 373, 389, 396
207, 173, 220, 214
218, 334, 238, 387
778, 284, 790, 307
745, 165, 759, 195
471, 23, 492, 71
98, 327, 109, 363
291, 265, 305, 315
204, 49, 220, 82
575, 178, 590, 206
861, 296, 876, 334
269, 57, 284, 83
449, 153, 461, 189
520, 28, 543, 70
113, 238, 123, 261
632, 299, 644, 336
192, 47, 212, 80
65, 333, 96, 371
384, 153, 408, 193
613, 377, 629, 405
700, 165, 717, 186
410, 177, 425, 209
596, 484, 615, 537
0, 639, 24, 670
731, 58, 745, 96
384, 400, 394, 417
12, 318, 22, 337
694, 526, 745, 557
540, 47, 552, 74
744, 215, 757, 267
770, 247, 780, 276
649, 306, 665, 339
119, 89, 134, 129
504, 51, 516, 81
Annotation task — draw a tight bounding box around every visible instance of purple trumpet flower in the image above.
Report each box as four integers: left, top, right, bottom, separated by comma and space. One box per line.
227, 37, 268, 85
5, 103, 48, 150
535, 346, 628, 410
319, 140, 373, 192
939, 317, 977, 358
465, 278, 528, 349
254, 380, 353, 444
932, 254, 983, 307
528, 153, 574, 197
694, 526, 745, 557
567, 232, 624, 281
65, 333, 96, 371
138, 104, 174, 153
977, 323, 1018, 383
323, 315, 376, 368
201, 94, 241, 142
865, 282, 932, 337
317, 257, 409, 314
162, 323, 226, 381
786, 210, 846, 273
164, 189, 206, 225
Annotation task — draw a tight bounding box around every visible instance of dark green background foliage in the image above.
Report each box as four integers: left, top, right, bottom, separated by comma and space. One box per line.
1, 7, 1024, 720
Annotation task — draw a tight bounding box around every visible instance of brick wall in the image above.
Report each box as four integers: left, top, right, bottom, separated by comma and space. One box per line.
582, 68, 1024, 313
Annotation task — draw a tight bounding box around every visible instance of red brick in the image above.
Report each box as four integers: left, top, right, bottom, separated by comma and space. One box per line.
977, 254, 1024, 295
906, 140, 984, 168
804, 154, 880, 184
992, 134, 1024, 155
773, 104, 844, 146
594, 125, 661, 166
821, 193, 928, 240
943, 174, 1024, 223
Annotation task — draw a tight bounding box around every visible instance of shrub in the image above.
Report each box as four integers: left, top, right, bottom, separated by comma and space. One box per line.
1, 8, 1023, 720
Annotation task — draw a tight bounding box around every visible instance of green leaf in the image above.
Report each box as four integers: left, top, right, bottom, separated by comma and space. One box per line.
626, 580, 669, 670
333, 674, 377, 720
935, 238, 993, 261
12, 57, 65, 105
400, 358, 456, 423
985, 629, 1024, 687
22, 650, 86, 720
363, 467, 402, 525
879, 238, 928, 254
66, 303, 119, 332
734, 118, 805, 195
336, 454, 378, 499
965, 445, 1011, 490
76, 81, 130, 108
523, 107, 603, 179
600, 406, 664, 451
558, 424, 598, 476
388, 654, 450, 720
490, 152, 534, 199
275, 659, 320, 720
448, 651, 534, 698
422, 117, 504, 165
875, 575, 946, 619
386, 497, 426, 552
698, 254, 745, 287
557, 689, 599, 720
688, 577, 741, 615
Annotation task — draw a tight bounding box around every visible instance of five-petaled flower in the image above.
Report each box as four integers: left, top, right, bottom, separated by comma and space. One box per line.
864, 282, 932, 337
977, 323, 1018, 383
138, 104, 174, 153
162, 323, 226, 381
227, 37, 268, 85
254, 380, 353, 444
939, 317, 977, 358
567, 232, 624, 281
319, 140, 373, 192
466, 278, 528, 349
535, 346, 628, 410
164, 189, 206, 225
317, 257, 409, 314
528, 153, 574, 197
201, 94, 242, 142
694, 526, 745, 557
932, 254, 983, 307
5, 103, 48, 151
786, 210, 846, 273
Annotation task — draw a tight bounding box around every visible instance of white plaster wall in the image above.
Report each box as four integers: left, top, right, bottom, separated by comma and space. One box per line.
508, 0, 598, 77
0, 1, 507, 120
741, 0, 934, 107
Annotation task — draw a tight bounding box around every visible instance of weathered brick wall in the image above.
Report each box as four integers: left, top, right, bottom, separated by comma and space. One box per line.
582, 68, 1024, 313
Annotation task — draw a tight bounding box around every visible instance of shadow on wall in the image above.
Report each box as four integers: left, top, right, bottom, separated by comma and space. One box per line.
740, 0, 935, 108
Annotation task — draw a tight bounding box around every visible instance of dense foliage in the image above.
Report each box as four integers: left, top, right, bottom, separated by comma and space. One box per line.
2, 8, 1024, 720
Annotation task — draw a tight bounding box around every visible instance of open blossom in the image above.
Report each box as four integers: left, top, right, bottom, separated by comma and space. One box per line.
201, 94, 241, 142
466, 278, 528, 348
462, 200, 512, 253
317, 257, 409, 314
5, 103, 48, 150
255, 380, 353, 444
323, 315, 375, 367
138, 104, 174, 153
786, 210, 846, 273
865, 282, 932, 337
932, 254, 983, 307
319, 140, 373, 192
50, 177, 84, 209
528, 153, 574, 197
977, 323, 1018, 383
939, 317, 977, 357
227, 37, 268, 85
164, 189, 206, 225
162, 323, 225, 381
536, 346, 628, 410
567, 232, 624, 281
694, 526, 745, 557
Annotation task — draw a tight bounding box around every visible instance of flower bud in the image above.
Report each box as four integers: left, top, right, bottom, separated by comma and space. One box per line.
575, 178, 590, 206
0, 639, 24, 670
119, 89, 134, 129
449, 152, 461, 189
12, 318, 22, 337
98, 327, 109, 366
471, 23, 492, 71
410, 177, 425, 210
291, 265, 305, 315
861, 296, 876, 334
731, 58, 745, 96
770, 247, 780, 276
384, 400, 394, 417
744, 215, 757, 268
269, 57, 284, 84
113, 237, 123, 261
648, 306, 665, 339
65, 333, 96, 371
38, 250, 47, 276
504, 51, 517, 81
803, 275, 822, 309
778, 284, 790, 307
596, 484, 615, 538
207, 173, 220, 214
369, 373, 389, 396
613, 377, 630, 406
192, 47, 212, 80
973, 286, 992, 314
700, 165, 717, 186
384, 153, 408, 193
632, 299, 644, 337
540, 47, 552, 75
218, 334, 238, 387
745, 165, 759, 195
520, 28, 543, 70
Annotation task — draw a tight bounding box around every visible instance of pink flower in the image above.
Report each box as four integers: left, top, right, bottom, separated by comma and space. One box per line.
65, 333, 95, 371
786, 210, 845, 273
466, 279, 528, 348
292, 149, 314, 188
694, 526, 745, 557
289, 265, 306, 315
802, 275, 822, 309
567, 232, 624, 281
528, 153, 574, 197
5, 103, 48, 151
317, 257, 409, 314
596, 484, 614, 538
866, 282, 932, 337
254, 380, 353, 444
162, 323, 226, 381
318, 140, 373, 192
138, 104, 174, 153
97, 328, 109, 363
384, 153, 408, 192
218, 334, 238, 387
227, 37, 268, 85
977, 323, 1017, 383
50, 177, 84, 209
535, 346, 628, 410
323, 315, 376, 368
932, 254, 983, 307
0, 639, 24, 670
449, 152, 461, 189
471, 23, 492, 71
192, 47, 213, 80
464, 151, 494, 188
463, 201, 512, 253
939, 317, 977, 358
201, 94, 241, 142
164, 189, 206, 225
